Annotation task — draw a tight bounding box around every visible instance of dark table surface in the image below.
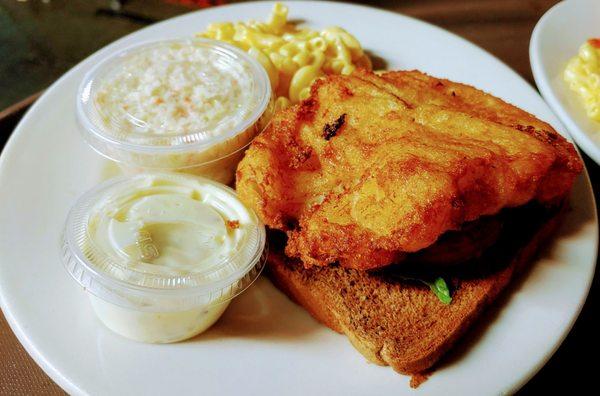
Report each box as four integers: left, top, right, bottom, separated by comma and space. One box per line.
0, 0, 598, 394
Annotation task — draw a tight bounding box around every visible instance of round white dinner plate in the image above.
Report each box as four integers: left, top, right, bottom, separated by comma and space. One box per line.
530, 0, 600, 164
0, 2, 597, 395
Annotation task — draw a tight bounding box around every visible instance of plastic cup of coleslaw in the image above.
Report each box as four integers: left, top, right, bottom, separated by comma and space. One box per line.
61, 172, 267, 343
76, 38, 272, 184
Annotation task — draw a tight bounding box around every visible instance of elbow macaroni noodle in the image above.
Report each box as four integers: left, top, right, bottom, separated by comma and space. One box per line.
198, 2, 371, 107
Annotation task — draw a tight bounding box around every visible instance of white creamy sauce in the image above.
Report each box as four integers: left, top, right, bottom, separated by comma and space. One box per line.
88, 175, 251, 277
94, 42, 255, 137
77, 174, 259, 343
89, 294, 229, 344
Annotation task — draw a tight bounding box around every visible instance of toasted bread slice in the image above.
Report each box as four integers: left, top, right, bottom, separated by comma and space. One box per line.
266, 203, 565, 377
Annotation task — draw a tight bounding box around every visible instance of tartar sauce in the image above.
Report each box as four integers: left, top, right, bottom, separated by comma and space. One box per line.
88, 179, 246, 276
62, 173, 266, 343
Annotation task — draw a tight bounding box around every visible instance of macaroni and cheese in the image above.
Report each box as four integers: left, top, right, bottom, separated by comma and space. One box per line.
564, 38, 600, 122
198, 3, 371, 109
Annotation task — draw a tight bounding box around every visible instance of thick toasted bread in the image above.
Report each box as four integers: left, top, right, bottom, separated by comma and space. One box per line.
266, 203, 565, 378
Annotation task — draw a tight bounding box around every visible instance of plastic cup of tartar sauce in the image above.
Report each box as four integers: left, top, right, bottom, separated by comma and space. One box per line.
76, 38, 272, 184
61, 173, 267, 343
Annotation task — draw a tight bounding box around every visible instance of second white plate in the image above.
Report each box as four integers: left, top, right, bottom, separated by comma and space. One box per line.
530, 0, 600, 164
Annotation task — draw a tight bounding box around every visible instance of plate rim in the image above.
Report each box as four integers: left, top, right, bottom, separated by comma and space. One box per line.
1, 1, 598, 394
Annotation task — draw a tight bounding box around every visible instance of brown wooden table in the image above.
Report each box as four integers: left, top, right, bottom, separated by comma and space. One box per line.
1, 1, 597, 394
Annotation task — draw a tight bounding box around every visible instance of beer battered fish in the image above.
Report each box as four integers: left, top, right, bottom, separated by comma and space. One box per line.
236, 70, 582, 270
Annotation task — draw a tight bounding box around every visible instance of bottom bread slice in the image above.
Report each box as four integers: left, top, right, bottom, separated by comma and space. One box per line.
266, 204, 564, 376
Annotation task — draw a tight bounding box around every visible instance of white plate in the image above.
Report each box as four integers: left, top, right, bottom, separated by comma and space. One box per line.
530, 0, 600, 164
0, 1, 597, 395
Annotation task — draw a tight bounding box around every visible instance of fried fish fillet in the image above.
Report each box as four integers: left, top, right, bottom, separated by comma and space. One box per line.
236, 69, 582, 270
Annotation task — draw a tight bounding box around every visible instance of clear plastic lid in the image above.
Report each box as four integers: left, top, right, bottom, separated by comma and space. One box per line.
76, 38, 271, 163
61, 173, 267, 311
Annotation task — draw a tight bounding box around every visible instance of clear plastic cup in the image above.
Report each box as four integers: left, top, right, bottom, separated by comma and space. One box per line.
61, 173, 267, 343
76, 38, 272, 184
